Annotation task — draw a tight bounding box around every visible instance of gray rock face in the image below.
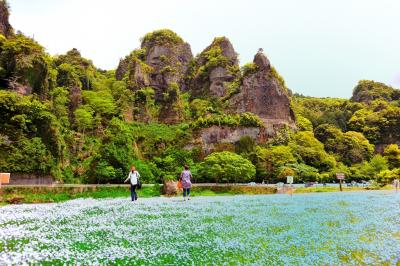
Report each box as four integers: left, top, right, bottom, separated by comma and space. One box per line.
141, 42, 193, 93
9, 78, 32, 96
115, 57, 130, 81
253, 51, 270, 70
0, 1, 13, 37
116, 33, 193, 93
69, 87, 82, 114
128, 61, 151, 89
188, 37, 239, 98
230, 51, 295, 126
116, 30, 193, 124
188, 125, 289, 155
208, 66, 233, 97
196, 37, 238, 66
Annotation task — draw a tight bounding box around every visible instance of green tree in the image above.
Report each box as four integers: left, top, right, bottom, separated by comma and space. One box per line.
289, 131, 336, 171
314, 124, 374, 165
286, 163, 319, 182
358, 154, 388, 180
0, 33, 55, 98
348, 103, 400, 144
296, 114, 313, 131
376, 168, 400, 184
199, 151, 256, 183
49, 87, 70, 127
256, 146, 296, 182
292, 95, 358, 131
82, 90, 116, 117
0, 137, 54, 174
74, 107, 94, 133
383, 144, 400, 169
235, 136, 256, 154
54, 48, 96, 90
56, 63, 81, 88
133, 87, 159, 122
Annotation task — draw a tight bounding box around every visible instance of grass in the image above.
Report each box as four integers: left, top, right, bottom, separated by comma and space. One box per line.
1, 185, 161, 205
1, 184, 393, 205
0, 184, 276, 205
293, 185, 392, 194
190, 185, 276, 196
190, 189, 230, 196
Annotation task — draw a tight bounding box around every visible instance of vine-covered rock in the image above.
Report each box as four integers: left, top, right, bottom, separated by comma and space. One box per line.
187, 37, 240, 98
0, 33, 55, 99
351, 80, 400, 103
116, 29, 193, 124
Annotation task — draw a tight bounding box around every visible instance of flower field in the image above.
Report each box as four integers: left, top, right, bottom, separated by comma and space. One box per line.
0, 191, 399, 265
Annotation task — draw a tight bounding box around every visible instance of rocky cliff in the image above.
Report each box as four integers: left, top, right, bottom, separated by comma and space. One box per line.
230, 51, 296, 127
187, 37, 240, 99
351, 80, 400, 103
116, 29, 193, 124
187, 50, 296, 153
0, 0, 13, 37
118, 30, 296, 150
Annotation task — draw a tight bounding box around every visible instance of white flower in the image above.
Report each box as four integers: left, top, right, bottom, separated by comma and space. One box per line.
0, 192, 399, 265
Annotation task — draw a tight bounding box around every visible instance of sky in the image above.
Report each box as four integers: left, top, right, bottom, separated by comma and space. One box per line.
7, 0, 400, 98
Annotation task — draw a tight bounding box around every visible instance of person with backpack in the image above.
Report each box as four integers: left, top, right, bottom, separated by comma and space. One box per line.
124, 165, 141, 201
180, 165, 192, 201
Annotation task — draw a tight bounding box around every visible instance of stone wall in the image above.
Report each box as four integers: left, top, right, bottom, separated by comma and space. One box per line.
7, 173, 54, 185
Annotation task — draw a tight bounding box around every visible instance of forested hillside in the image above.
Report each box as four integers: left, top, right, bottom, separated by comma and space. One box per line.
0, 1, 399, 185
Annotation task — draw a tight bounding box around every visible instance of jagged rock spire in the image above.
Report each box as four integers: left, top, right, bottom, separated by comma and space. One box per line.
187, 36, 240, 98
230, 49, 295, 130
254, 50, 270, 71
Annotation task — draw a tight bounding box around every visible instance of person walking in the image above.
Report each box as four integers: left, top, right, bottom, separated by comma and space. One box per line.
394, 179, 399, 193
180, 165, 192, 201
124, 165, 140, 201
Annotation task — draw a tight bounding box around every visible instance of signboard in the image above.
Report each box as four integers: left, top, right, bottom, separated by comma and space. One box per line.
286, 176, 293, 184
0, 173, 10, 184
336, 173, 345, 180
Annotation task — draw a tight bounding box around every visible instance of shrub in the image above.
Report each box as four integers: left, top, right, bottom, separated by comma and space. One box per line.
241, 62, 258, 77
141, 29, 183, 46
235, 136, 256, 154
383, 144, 400, 169
376, 168, 400, 184
192, 112, 264, 129
198, 151, 256, 183
0, 33, 54, 97
290, 131, 336, 171
357, 154, 388, 180
296, 114, 313, 131
286, 163, 319, 182
131, 160, 157, 184
256, 146, 297, 182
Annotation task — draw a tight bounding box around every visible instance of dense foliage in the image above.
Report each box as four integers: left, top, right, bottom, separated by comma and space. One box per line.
0, 14, 399, 185
198, 151, 256, 183
140, 29, 184, 46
